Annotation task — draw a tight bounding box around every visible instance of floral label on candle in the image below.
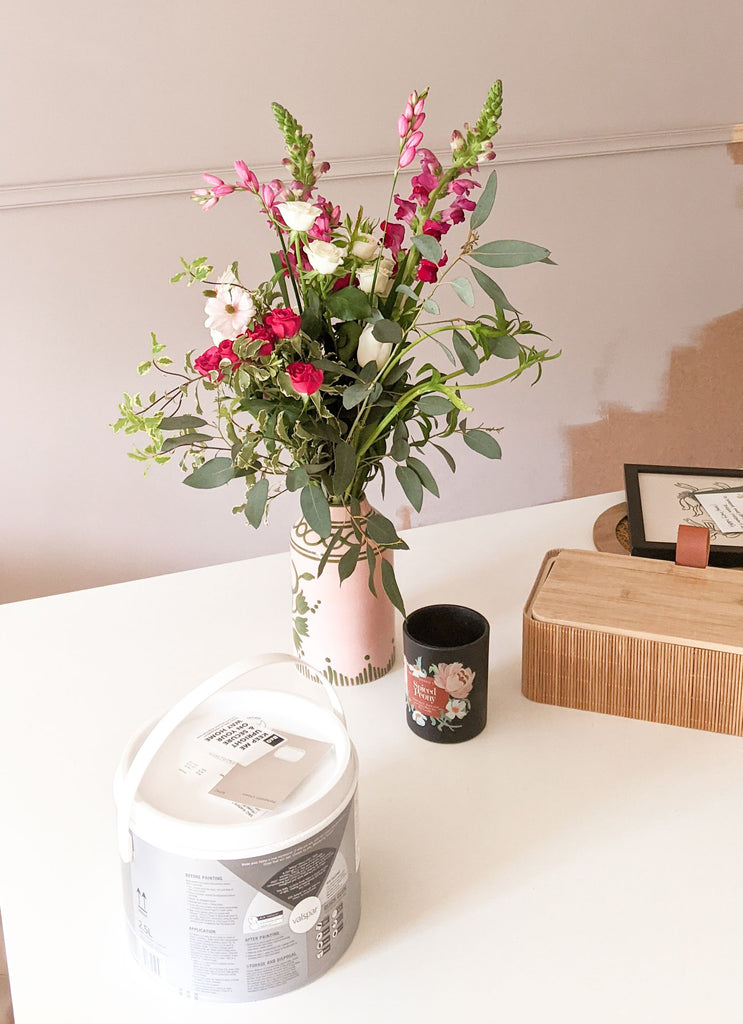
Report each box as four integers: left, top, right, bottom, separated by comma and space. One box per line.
405, 658, 475, 732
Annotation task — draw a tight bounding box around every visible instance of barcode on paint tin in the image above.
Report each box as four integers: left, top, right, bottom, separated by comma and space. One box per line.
141, 948, 161, 976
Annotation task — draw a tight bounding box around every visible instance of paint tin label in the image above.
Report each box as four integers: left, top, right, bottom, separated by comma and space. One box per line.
123, 794, 359, 1002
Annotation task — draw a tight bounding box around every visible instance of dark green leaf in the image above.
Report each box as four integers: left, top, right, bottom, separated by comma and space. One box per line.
160, 432, 213, 453
411, 234, 442, 263
431, 338, 456, 365
286, 465, 309, 492
338, 544, 361, 583
159, 414, 208, 431
239, 398, 276, 417
469, 265, 518, 312
450, 277, 475, 307
391, 419, 410, 462
384, 357, 415, 385
270, 252, 290, 306
396, 464, 424, 512
245, 477, 269, 527
300, 484, 331, 538
372, 319, 403, 345
314, 358, 359, 379
332, 440, 357, 496
491, 335, 520, 359
359, 361, 378, 383
452, 330, 480, 376
470, 169, 498, 230
381, 559, 406, 617
301, 287, 323, 339
432, 442, 456, 473
470, 240, 550, 268
464, 429, 502, 459
183, 457, 234, 489
417, 394, 455, 416
406, 457, 439, 497
326, 286, 373, 321
366, 545, 378, 597
365, 512, 402, 546
541, 256, 558, 265
342, 383, 371, 410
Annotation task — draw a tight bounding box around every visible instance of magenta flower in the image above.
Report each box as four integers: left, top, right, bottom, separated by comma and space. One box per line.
393, 195, 417, 224
416, 259, 439, 284
410, 169, 439, 206
448, 177, 481, 196
382, 221, 405, 258
422, 219, 449, 242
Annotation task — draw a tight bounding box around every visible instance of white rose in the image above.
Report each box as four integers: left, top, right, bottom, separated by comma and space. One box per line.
357, 322, 393, 370
277, 200, 322, 232
356, 257, 395, 296
305, 240, 344, 275
351, 233, 380, 261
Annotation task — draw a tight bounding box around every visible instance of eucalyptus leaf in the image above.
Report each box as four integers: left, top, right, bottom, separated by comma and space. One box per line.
470, 240, 550, 268
159, 414, 208, 431
396, 284, 419, 302
286, 465, 309, 492
244, 477, 269, 528
342, 383, 371, 410
365, 512, 402, 546
381, 559, 406, 617
338, 544, 361, 584
432, 442, 456, 473
452, 330, 480, 376
326, 286, 373, 321
332, 440, 357, 496
422, 298, 440, 315
411, 234, 442, 263
396, 464, 424, 512
450, 277, 475, 307
391, 419, 410, 462
183, 457, 234, 489
490, 335, 521, 360
300, 484, 331, 538
406, 457, 439, 497
417, 394, 455, 417
431, 338, 456, 365
372, 319, 403, 345
463, 429, 502, 459
470, 169, 498, 230
160, 432, 213, 453
469, 265, 518, 313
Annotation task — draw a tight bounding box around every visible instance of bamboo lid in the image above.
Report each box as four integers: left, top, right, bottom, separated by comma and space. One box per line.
530, 549, 743, 654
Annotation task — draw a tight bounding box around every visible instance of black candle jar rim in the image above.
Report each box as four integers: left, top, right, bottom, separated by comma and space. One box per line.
403, 604, 489, 650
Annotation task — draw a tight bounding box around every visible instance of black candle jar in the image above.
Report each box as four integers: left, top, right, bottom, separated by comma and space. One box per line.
403, 604, 489, 743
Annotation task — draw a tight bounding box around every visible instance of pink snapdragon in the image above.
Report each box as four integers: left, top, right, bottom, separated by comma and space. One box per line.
393, 196, 417, 224
234, 161, 259, 191
422, 218, 449, 242
382, 221, 405, 258
398, 89, 428, 167
410, 168, 439, 206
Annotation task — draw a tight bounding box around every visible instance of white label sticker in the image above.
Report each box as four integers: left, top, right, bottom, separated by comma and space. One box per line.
196, 717, 287, 768
694, 489, 743, 535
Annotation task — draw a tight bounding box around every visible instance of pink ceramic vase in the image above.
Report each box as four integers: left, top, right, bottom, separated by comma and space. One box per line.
289, 500, 396, 685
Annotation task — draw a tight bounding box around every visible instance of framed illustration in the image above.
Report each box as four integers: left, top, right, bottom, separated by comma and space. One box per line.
624, 464, 743, 567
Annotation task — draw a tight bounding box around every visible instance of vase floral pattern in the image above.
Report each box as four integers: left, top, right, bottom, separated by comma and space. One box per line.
290, 502, 395, 686
405, 656, 475, 732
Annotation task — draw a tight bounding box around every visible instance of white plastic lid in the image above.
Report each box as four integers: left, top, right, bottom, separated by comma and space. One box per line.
114, 655, 357, 860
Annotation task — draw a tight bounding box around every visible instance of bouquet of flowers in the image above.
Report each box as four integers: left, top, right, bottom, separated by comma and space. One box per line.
114, 81, 556, 614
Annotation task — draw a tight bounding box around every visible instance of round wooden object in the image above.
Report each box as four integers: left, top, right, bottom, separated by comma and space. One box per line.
593, 502, 631, 555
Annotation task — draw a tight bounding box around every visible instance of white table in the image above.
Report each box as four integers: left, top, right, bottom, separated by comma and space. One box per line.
3, 491, 743, 1023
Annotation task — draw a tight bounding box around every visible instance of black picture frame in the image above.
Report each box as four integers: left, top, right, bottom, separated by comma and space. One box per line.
624, 464, 743, 567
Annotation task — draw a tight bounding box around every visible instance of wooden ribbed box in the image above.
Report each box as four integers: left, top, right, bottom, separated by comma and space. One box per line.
522, 549, 743, 735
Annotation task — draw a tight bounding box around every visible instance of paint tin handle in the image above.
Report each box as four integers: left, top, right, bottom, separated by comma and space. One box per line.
117, 653, 346, 863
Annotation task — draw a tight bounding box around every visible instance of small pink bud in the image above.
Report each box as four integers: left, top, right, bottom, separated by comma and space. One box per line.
234, 160, 258, 190
398, 113, 409, 138
409, 91, 418, 106
202, 196, 218, 211
450, 130, 465, 152
212, 184, 234, 196
413, 98, 425, 115
405, 101, 414, 120
192, 188, 209, 197
319, 161, 331, 174
202, 173, 224, 186
407, 130, 424, 150
412, 112, 425, 131
399, 145, 417, 168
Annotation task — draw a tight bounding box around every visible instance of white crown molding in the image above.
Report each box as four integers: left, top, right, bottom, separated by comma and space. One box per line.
0, 124, 734, 211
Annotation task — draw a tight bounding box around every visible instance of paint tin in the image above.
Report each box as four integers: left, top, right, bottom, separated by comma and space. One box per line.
114, 654, 360, 1002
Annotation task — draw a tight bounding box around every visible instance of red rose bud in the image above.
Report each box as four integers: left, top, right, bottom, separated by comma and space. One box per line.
287, 362, 324, 396
264, 307, 302, 339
